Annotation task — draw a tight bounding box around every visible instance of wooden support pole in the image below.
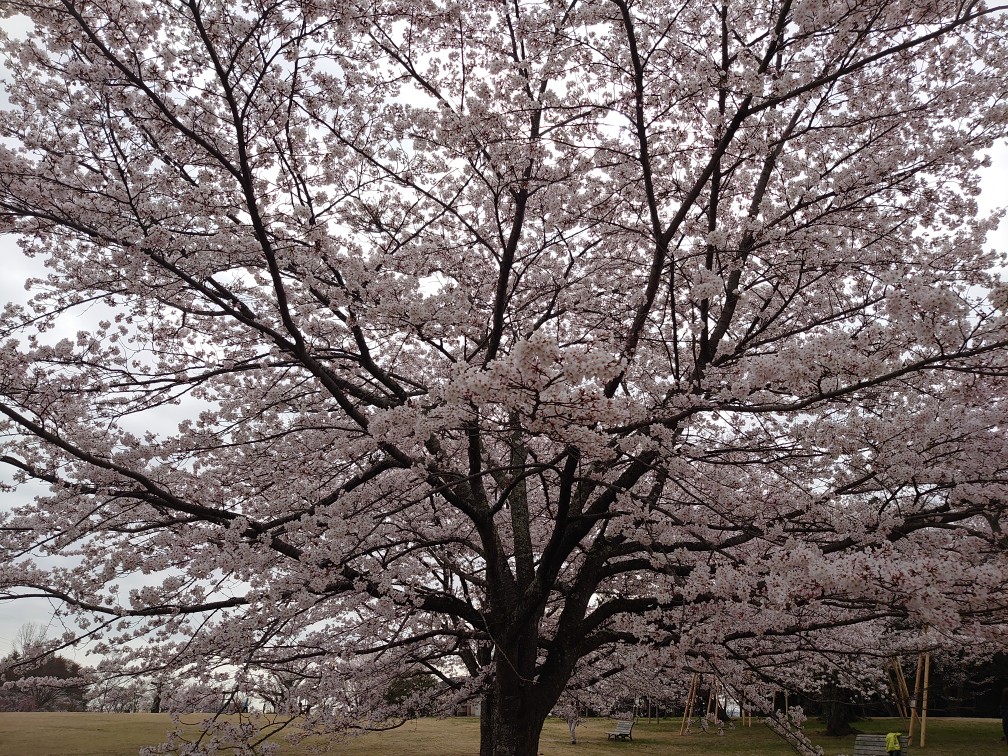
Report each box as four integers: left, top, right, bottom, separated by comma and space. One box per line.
893, 659, 912, 722
737, 674, 750, 727
888, 666, 905, 720
909, 653, 924, 745
920, 653, 931, 748
887, 662, 903, 719
680, 674, 699, 736
691, 681, 697, 728
691, 674, 700, 732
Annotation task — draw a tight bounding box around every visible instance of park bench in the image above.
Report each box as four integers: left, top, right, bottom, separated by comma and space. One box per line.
606, 719, 634, 741
853, 733, 909, 755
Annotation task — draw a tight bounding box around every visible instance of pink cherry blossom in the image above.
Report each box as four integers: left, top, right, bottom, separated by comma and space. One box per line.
1, 0, 1007, 754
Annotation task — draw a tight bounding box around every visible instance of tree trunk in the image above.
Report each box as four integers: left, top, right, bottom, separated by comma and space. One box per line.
479, 686, 549, 756
821, 684, 854, 736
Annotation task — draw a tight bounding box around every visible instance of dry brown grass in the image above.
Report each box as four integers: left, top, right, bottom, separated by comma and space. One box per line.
0, 712, 173, 756
0, 712, 1003, 755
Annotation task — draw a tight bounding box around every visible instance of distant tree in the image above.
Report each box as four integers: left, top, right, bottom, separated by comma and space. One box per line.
385, 673, 436, 718
87, 675, 156, 712
151, 678, 162, 714
13, 623, 47, 658
1, 0, 1007, 754
255, 665, 316, 716
819, 681, 856, 737
0, 624, 87, 711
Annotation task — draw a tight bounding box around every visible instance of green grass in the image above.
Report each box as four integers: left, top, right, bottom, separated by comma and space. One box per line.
0, 712, 1003, 755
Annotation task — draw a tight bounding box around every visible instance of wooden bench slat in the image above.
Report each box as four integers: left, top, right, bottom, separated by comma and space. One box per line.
853, 733, 909, 755
606, 719, 634, 740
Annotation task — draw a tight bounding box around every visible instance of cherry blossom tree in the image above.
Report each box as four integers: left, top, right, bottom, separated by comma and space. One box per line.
1, 0, 1008, 753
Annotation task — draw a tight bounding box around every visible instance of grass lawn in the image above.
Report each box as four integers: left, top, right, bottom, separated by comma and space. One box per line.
0, 712, 1004, 755
0, 712, 174, 756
